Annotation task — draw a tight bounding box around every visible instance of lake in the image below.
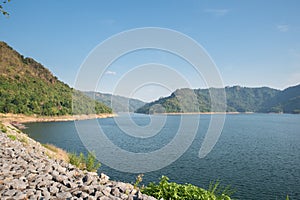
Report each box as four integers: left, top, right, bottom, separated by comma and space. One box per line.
23, 113, 300, 199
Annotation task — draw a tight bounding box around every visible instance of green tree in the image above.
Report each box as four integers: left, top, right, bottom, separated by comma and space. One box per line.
0, 0, 10, 16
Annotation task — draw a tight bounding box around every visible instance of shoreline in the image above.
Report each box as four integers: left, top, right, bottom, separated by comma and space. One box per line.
153, 111, 246, 115
0, 113, 117, 123
0, 122, 155, 199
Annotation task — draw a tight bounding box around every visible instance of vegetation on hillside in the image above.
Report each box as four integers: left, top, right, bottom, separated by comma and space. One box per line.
259, 84, 300, 113
0, 0, 10, 16
84, 91, 145, 113
0, 41, 112, 116
136, 85, 300, 114
136, 86, 279, 114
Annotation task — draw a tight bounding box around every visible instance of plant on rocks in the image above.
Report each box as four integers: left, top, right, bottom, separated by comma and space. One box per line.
7, 134, 17, 141
0, 122, 8, 133
68, 151, 100, 172
86, 151, 101, 172
141, 176, 233, 200
134, 174, 144, 189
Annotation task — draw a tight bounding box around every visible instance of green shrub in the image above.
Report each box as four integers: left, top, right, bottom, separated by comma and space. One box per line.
85, 151, 101, 172
141, 176, 232, 200
7, 134, 17, 141
68, 151, 100, 172
69, 152, 85, 169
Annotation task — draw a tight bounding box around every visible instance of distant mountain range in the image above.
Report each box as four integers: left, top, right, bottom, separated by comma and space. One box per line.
83, 92, 145, 113
0, 41, 112, 115
1, 41, 299, 116
136, 85, 300, 114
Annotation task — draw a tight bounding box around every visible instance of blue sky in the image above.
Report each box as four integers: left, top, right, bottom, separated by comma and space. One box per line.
1, 0, 300, 102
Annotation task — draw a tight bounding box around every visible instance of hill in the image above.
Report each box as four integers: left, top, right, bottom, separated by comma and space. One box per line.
135, 85, 300, 114
84, 91, 145, 113
259, 84, 300, 113
0, 41, 112, 116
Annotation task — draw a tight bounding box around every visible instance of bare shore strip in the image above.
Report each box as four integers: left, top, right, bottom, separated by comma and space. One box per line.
0, 113, 117, 123
154, 111, 247, 115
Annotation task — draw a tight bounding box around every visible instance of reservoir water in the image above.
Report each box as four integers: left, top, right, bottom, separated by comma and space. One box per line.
23, 114, 300, 199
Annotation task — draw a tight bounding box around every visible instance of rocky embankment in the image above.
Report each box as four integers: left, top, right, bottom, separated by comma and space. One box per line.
0, 123, 156, 200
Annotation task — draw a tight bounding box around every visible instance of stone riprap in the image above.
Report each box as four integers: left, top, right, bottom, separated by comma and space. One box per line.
0, 123, 156, 200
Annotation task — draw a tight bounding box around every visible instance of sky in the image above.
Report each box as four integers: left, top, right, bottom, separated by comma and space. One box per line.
0, 0, 300, 102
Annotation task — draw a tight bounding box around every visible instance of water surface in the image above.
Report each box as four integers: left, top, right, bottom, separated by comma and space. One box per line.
23, 114, 300, 199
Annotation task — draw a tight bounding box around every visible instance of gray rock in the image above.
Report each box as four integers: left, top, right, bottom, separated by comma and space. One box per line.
63, 179, 72, 188
73, 190, 82, 198
35, 190, 42, 198
51, 170, 59, 177
0, 130, 157, 200
66, 170, 75, 178
56, 191, 72, 199
26, 189, 35, 196
13, 191, 27, 199
116, 182, 128, 192
95, 191, 103, 198
57, 165, 66, 174
26, 173, 37, 181
49, 185, 59, 195
111, 188, 120, 197
120, 194, 129, 199
3, 189, 17, 196
82, 174, 93, 185
99, 196, 111, 200
81, 191, 89, 198
59, 185, 69, 192
88, 196, 96, 200
10, 179, 27, 190
37, 180, 48, 188
53, 174, 68, 183
42, 188, 51, 199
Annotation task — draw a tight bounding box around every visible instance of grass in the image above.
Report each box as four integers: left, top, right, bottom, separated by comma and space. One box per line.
19, 136, 28, 144
7, 134, 17, 140
0, 122, 8, 133
42, 143, 69, 162
42, 143, 100, 172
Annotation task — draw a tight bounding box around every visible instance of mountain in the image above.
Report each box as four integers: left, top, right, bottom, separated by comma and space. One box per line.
0, 41, 112, 115
84, 92, 146, 113
259, 84, 300, 114
225, 86, 279, 112
135, 85, 300, 114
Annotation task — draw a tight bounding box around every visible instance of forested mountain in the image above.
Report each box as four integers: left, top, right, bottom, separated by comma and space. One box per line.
136, 85, 300, 114
84, 92, 145, 113
0, 41, 112, 115
225, 86, 279, 112
259, 84, 300, 113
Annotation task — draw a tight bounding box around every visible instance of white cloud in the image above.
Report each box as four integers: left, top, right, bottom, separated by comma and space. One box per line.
277, 24, 289, 32
204, 9, 229, 16
105, 70, 117, 75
